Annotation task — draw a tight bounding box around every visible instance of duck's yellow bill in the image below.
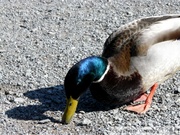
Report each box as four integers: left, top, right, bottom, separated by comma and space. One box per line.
62, 96, 78, 124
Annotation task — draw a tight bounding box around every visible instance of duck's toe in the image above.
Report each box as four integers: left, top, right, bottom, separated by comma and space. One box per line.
124, 103, 150, 114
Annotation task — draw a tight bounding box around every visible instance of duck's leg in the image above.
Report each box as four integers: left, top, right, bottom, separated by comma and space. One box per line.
125, 83, 158, 114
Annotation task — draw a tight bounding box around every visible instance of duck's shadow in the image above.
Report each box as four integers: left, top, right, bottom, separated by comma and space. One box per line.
5, 85, 113, 123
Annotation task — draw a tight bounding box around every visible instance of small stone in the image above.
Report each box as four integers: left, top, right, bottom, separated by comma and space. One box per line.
14, 98, 25, 103
152, 104, 160, 111
126, 11, 133, 16
77, 113, 83, 119
107, 121, 113, 126
79, 111, 85, 114
142, 126, 152, 131
5, 90, 14, 95
6, 95, 14, 102
0, 73, 2, 80
38, 119, 51, 124
82, 118, 92, 125
25, 69, 32, 76
161, 105, 167, 111
113, 115, 121, 121
165, 93, 171, 97
177, 87, 180, 93
112, 109, 118, 114
4, 100, 11, 104
134, 119, 141, 125
175, 125, 180, 129
0, 49, 6, 52
176, 98, 180, 104
16, 93, 23, 97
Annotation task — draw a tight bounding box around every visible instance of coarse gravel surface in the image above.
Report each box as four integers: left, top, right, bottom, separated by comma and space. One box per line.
0, 0, 180, 135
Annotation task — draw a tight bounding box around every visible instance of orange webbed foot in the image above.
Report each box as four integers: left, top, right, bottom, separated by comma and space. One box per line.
125, 83, 158, 114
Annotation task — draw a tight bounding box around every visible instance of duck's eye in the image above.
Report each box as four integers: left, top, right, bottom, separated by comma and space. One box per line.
69, 102, 72, 106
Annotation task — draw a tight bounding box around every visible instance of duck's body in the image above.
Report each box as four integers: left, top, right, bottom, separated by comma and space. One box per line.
62, 14, 180, 124
90, 15, 180, 106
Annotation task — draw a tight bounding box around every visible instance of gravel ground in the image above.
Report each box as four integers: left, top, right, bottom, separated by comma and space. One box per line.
0, 0, 180, 134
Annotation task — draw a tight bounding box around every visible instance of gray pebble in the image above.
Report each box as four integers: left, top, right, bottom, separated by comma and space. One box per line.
82, 118, 92, 125
6, 95, 14, 102
0, 49, 6, 52
14, 98, 25, 103
4, 100, 11, 105
79, 110, 85, 114
177, 87, 180, 93
25, 69, 32, 76
142, 127, 153, 131
5, 91, 14, 95
38, 119, 51, 124
77, 113, 83, 119
176, 98, 180, 104
0, 73, 2, 80
161, 105, 168, 111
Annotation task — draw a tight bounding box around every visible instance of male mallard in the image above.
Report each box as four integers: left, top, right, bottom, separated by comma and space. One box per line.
62, 14, 180, 124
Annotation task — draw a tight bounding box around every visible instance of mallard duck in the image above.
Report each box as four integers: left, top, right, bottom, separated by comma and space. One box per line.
62, 14, 180, 124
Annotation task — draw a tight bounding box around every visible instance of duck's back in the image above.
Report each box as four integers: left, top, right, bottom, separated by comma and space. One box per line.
102, 14, 180, 58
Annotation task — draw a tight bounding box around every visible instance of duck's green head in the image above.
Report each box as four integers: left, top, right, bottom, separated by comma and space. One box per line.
62, 56, 109, 124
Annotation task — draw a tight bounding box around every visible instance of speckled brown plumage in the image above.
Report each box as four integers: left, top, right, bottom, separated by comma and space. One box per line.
102, 14, 180, 58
